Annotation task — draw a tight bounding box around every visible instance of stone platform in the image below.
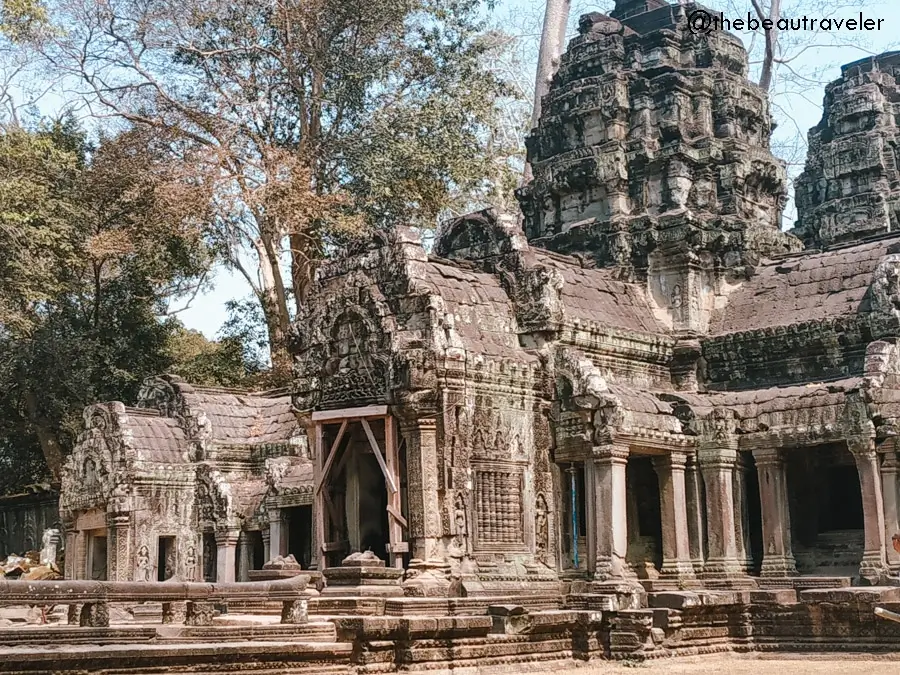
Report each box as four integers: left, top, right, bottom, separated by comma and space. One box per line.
3, 584, 900, 673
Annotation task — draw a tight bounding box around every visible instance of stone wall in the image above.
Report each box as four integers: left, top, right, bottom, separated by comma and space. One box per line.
0, 489, 59, 559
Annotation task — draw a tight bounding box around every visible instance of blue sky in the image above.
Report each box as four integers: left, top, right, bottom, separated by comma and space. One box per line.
175, 0, 900, 339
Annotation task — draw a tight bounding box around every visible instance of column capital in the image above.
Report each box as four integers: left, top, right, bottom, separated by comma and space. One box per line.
592, 443, 629, 464
652, 451, 688, 472
751, 447, 784, 468
215, 530, 240, 547
697, 446, 737, 468
848, 436, 877, 459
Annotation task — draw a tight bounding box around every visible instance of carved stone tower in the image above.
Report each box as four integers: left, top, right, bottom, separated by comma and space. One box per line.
516, 0, 801, 336
516, 1, 800, 278
792, 52, 900, 248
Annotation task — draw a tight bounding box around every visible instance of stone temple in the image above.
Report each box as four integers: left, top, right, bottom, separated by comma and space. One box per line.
21, 1, 900, 670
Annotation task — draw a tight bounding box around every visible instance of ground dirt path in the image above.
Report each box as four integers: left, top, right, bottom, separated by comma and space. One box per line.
546, 653, 900, 673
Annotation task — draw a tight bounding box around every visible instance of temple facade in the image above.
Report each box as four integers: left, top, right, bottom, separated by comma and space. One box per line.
293, 1, 900, 593
59, 0, 900, 596
60, 375, 314, 583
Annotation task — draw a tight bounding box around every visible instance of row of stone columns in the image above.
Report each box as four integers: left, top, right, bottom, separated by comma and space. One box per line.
591, 437, 896, 585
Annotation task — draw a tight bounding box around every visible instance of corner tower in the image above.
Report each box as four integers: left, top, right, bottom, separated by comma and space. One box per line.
793, 52, 900, 248
516, 1, 800, 277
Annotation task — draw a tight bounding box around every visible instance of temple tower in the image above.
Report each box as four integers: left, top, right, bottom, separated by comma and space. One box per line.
793, 52, 900, 248
516, 0, 800, 281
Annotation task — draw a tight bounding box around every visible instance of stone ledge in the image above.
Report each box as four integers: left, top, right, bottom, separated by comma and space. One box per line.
799, 587, 900, 604
750, 589, 798, 604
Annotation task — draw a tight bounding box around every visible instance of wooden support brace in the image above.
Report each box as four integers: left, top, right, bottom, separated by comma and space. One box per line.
361, 418, 398, 493
387, 504, 408, 529
315, 419, 349, 495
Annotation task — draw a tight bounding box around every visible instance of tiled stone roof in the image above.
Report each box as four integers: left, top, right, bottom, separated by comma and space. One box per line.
181, 387, 297, 444
535, 252, 666, 334
422, 260, 534, 360
123, 409, 189, 464
710, 237, 898, 335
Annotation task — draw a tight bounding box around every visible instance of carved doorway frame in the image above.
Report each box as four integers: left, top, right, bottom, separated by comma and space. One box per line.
311, 405, 407, 571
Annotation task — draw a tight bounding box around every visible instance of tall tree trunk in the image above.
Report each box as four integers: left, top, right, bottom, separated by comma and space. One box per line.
523, 0, 571, 183
253, 235, 293, 382
23, 391, 65, 486
752, 0, 780, 91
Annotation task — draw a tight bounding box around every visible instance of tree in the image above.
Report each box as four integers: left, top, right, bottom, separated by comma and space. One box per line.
0, 118, 218, 488
38, 0, 519, 377
524, 0, 571, 182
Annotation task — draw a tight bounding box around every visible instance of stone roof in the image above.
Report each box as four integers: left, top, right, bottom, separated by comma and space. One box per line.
608, 384, 683, 435
229, 477, 268, 520
180, 386, 297, 444
535, 252, 666, 334
422, 259, 536, 360
710, 236, 898, 335
125, 410, 190, 464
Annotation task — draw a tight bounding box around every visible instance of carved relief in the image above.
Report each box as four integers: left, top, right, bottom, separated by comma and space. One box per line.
535, 493, 550, 565
136, 544, 152, 582
870, 254, 900, 321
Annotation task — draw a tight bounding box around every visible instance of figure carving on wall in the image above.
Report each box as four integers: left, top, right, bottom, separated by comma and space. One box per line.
448, 492, 469, 560
185, 546, 198, 581
535, 493, 550, 565
83, 458, 98, 489
136, 545, 152, 582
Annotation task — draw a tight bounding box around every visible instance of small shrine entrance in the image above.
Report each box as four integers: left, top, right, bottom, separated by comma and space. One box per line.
312, 406, 407, 570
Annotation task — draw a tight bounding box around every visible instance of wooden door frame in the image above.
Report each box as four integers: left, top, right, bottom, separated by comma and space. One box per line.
311, 406, 407, 570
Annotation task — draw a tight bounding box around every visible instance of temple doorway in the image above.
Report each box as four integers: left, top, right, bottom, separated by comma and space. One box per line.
285, 505, 313, 569
157, 536, 176, 580
202, 532, 217, 581
312, 408, 407, 570
627, 456, 663, 575
786, 445, 864, 576
86, 530, 107, 580
743, 454, 763, 574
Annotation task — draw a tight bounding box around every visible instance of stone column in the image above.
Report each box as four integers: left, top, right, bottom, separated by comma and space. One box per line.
268, 510, 284, 560
399, 417, 442, 563
684, 454, 706, 576
63, 521, 77, 580
592, 443, 631, 580
215, 530, 239, 583
850, 438, 888, 584
106, 513, 131, 581
880, 448, 900, 571
752, 447, 797, 577
733, 453, 753, 574
237, 531, 252, 581
652, 451, 696, 581
698, 447, 744, 577
262, 530, 271, 565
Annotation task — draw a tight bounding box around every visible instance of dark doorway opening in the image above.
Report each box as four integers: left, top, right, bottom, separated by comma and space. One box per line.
286, 506, 313, 569
744, 455, 763, 575
561, 462, 587, 571
157, 536, 175, 581
249, 530, 265, 570
88, 532, 107, 581
202, 532, 217, 582
629, 456, 663, 574
787, 446, 864, 575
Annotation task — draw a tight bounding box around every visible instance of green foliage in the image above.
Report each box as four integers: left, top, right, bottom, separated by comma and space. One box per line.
41, 0, 523, 371
164, 320, 264, 389
0, 119, 257, 494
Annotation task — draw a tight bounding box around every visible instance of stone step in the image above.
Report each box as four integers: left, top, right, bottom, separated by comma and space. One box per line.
756, 576, 852, 590
0, 625, 158, 645
154, 621, 337, 642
